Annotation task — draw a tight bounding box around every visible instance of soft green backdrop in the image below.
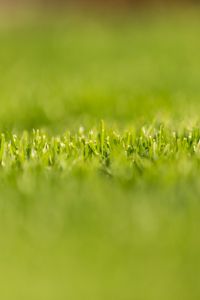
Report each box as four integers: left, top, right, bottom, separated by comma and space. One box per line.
0, 9, 200, 300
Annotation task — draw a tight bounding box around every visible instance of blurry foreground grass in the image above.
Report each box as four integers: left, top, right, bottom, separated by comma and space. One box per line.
0, 8, 200, 300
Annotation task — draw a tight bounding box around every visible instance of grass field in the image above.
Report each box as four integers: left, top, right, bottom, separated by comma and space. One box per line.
0, 9, 200, 299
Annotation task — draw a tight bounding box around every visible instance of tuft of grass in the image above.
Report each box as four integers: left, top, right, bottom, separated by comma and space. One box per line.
1, 124, 200, 173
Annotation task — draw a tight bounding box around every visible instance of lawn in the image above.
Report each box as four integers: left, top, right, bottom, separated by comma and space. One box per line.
0, 8, 200, 299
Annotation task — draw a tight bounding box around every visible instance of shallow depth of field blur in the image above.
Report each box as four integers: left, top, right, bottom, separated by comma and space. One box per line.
0, 2, 200, 299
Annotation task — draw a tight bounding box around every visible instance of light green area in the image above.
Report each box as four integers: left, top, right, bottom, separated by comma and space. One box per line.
0, 9, 200, 299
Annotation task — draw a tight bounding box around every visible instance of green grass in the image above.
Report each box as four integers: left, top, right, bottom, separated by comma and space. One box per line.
1, 9, 200, 300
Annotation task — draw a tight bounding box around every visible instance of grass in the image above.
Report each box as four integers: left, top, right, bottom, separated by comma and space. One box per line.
1, 8, 200, 300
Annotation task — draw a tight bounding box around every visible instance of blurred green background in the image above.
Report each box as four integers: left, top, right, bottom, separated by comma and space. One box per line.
0, 4, 200, 300
0, 8, 200, 131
